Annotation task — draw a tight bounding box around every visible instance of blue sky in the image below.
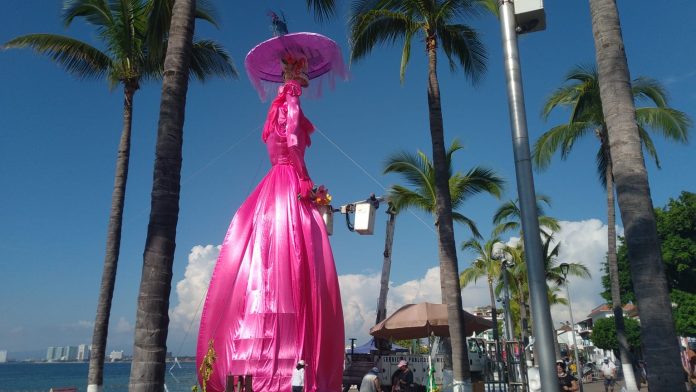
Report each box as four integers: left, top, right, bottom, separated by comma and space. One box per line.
1, 1, 695, 359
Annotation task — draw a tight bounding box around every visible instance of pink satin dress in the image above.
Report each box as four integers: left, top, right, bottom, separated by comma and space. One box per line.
197, 80, 345, 392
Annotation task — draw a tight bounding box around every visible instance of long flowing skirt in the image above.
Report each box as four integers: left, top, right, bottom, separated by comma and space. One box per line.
197, 163, 345, 392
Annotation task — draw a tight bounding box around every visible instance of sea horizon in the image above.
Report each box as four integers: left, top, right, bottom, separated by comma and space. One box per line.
0, 361, 198, 392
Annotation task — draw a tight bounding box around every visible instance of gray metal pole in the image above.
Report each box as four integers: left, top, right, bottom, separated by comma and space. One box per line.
375, 206, 396, 351
565, 279, 584, 392
497, 1, 559, 391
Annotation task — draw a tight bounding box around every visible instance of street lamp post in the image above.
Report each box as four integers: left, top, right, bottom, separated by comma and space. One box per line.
495, 250, 514, 342
560, 263, 584, 392
497, 1, 558, 390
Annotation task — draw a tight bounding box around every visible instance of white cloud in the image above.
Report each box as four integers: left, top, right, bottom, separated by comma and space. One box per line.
170, 218, 615, 349
114, 317, 133, 333
170, 245, 220, 329
547, 219, 612, 326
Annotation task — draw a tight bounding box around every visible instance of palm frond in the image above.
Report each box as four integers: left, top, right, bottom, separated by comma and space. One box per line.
532, 122, 593, 170
595, 142, 610, 189
632, 76, 668, 107
473, 0, 499, 18
637, 126, 661, 169
399, 29, 413, 84
63, 0, 113, 27
384, 150, 434, 198
450, 166, 504, 207
307, 0, 337, 22
445, 139, 464, 179
452, 212, 481, 238
350, 9, 411, 62
437, 23, 486, 84
437, 0, 487, 25
492, 221, 518, 237
635, 107, 691, 143
188, 40, 238, 81
388, 185, 433, 215
145, 0, 219, 62
3, 34, 111, 79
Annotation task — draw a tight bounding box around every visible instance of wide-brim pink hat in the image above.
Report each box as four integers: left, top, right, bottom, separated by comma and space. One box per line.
244, 32, 348, 101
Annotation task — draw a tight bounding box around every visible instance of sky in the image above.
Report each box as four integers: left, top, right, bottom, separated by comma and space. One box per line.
1, 1, 695, 360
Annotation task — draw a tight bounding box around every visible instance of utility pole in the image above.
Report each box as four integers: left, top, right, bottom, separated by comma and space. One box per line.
375, 203, 396, 351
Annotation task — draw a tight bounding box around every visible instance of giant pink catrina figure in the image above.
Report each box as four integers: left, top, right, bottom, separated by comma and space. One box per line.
196, 27, 348, 392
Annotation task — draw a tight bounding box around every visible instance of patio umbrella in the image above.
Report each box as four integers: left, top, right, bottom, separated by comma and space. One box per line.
369, 302, 493, 340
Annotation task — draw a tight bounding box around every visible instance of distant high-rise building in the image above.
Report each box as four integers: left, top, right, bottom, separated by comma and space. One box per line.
0, 350, 7, 363
64, 346, 78, 361
77, 344, 90, 361
46, 346, 60, 361
109, 350, 123, 362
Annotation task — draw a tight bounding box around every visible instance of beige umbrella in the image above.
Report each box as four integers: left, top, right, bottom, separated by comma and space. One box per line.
369, 302, 493, 340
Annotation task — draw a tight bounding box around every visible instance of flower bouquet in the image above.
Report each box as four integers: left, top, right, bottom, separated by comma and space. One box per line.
313, 185, 334, 235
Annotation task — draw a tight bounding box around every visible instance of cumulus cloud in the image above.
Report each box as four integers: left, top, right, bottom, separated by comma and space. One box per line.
546, 219, 613, 326
114, 317, 133, 333
169, 218, 615, 348
170, 245, 220, 328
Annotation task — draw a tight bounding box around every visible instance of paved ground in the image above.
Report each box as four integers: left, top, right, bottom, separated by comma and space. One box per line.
346, 378, 645, 391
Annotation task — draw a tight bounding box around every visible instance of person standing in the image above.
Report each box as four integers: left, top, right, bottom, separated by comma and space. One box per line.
556, 360, 579, 392
601, 358, 617, 392
360, 367, 382, 392
292, 360, 306, 392
394, 360, 414, 392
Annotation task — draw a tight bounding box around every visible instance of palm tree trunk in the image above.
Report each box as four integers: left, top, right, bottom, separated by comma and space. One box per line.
425, 36, 471, 388
589, 1, 682, 390
88, 83, 136, 392
128, 0, 195, 390
606, 156, 639, 391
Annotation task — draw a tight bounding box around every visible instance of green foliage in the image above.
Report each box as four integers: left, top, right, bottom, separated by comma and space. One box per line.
534, 66, 690, 187
600, 240, 635, 304
656, 192, 696, 293
671, 289, 696, 337
601, 192, 696, 301
591, 317, 641, 351
3, 0, 237, 88
349, 0, 489, 84
384, 140, 504, 238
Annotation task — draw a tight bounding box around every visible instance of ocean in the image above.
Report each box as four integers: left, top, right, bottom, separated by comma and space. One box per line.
0, 362, 198, 392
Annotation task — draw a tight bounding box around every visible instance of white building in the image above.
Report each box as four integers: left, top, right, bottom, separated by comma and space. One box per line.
64, 346, 78, 361
0, 350, 7, 363
46, 346, 64, 361
109, 350, 124, 362
77, 344, 90, 361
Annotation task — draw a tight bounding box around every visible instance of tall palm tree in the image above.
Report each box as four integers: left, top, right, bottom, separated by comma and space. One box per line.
351, 2, 488, 384
492, 195, 560, 239
128, 0, 200, 389
533, 64, 689, 390
385, 140, 504, 239
3, 2, 235, 391
589, 2, 684, 388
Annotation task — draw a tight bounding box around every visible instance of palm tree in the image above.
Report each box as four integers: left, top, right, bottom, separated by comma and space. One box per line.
589, 3, 685, 388
492, 195, 560, 239
128, 0, 200, 389
533, 64, 689, 390
501, 237, 589, 359
385, 140, 504, 239
3, 2, 235, 391
351, 2, 488, 383
459, 236, 504, 366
